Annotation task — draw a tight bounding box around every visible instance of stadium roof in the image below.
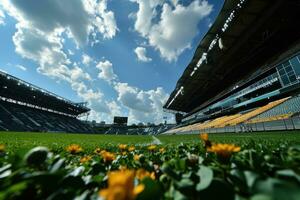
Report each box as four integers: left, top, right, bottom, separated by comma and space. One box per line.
164, 0, 300, 113
0, 71, 90, 116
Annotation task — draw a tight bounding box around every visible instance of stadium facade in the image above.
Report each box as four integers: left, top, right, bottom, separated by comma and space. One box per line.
164, 0, 300, 133
0, 71, 92, 133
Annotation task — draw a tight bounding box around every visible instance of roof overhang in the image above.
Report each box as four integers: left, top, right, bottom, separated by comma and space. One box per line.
0, 71, 90, 116
164, 0, 300, 113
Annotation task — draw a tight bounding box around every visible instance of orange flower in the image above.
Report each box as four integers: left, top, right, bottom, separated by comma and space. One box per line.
136, 169, 155, 180
134, 154, 141, 161
119, 144, 127, 151
100, 150, 116, 163
94, 147, 102, 154
199, 133, 212, 148
80, 155, 92, 163
128, 146, 135, 152
99, 170, 144, 200
207, 143, 241, 158
199, 133, 209, 141
66, 144, 83, 154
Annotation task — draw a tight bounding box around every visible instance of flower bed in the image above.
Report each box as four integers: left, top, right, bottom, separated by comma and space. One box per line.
0, 134, 300, 200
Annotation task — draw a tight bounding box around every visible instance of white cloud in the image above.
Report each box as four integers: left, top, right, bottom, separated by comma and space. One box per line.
95, 58, 173, 124
0, 8, 5, 25
12, 24, 71, 81
1, 0, 118, 46
82, 53, 93, 66
15, 64, 27, 71
2, 0, 88, 45
107, 100, 122, 117
131, 0, 213, 61
0, 69, 7, 73
1, 0, 120, 123
84, 0, 118, 41
114, 82, 173, 124
132, 0, 163, 37
1, 0, 175, 124
134, 47, 152, 62
96, 60, 117, 83
70, 65, 91, 81
68, 49, 74, 56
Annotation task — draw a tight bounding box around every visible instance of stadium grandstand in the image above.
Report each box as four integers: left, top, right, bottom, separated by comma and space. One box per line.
91, 119, 175, 135
0, 71, 93, 133
163, 0, 300, 134
103, 124, 175, 135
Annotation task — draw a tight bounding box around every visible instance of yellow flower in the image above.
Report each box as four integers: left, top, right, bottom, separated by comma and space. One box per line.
66, 144, 83, 154
199, 133, 209, 141
159, 148, 165, 153
147, 145, 157, 151
99, 170, 144, 200
100, 150, 107, 155
100, 150, 116, 163
119, 144, 127, 151
136, 169, 155, 180
207, 143, 241, 158
0, 144, 5, 153
80, 155, 92, 163
94, 147, 102, 154
128, 146, 135, 152
122, 151, 127, 156
134, 154, 141, 161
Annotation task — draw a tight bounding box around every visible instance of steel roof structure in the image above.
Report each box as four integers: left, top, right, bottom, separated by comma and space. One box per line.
164, 0, 300, 113
0, 71, 90, 116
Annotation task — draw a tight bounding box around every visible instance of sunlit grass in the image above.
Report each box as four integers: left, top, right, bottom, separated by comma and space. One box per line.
1, 130, 300, 153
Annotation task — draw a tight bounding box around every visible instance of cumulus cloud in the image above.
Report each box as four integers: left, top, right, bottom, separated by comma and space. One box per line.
1, 0, 118, 79
132, 0, 163, 37
15, 64, 27, 71
3, 0, 87, 45
1, 0, 174, 124
82, 54, 93, 66
131, 0, 213, 61
0, 8, 5, 25
1, 0, 118, 45
95, 58, 173, 124
1, 0, 120, 123
96, 60, 117, 83
134, 47, 152, 62
84, 0, 118, 40
68, 49, 74, 56
114, 82, 172, 124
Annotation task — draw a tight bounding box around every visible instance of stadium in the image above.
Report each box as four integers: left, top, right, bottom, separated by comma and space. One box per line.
1, 0, 300, 200
0, 71, 93, 133
0, 71, 173, 135
164, 0, 300, 134
2, 0, 300, 135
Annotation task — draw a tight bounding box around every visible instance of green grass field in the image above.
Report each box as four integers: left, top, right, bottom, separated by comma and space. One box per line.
1, 130, 300, 153
1, 130, 300, 199
158, 131, 300, 144
0, 131, 152, 152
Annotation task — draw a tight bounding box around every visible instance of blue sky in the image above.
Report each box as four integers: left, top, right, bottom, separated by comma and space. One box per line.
0, 0, 222, 124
